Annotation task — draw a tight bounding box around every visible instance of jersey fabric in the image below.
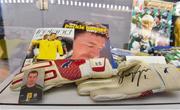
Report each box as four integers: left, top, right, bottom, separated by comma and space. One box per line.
32, 39, 64, 60
19, 84, 43, 103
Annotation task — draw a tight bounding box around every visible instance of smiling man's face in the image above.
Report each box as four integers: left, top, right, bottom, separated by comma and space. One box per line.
27, 71, 38, 87
71, 32, 106, 59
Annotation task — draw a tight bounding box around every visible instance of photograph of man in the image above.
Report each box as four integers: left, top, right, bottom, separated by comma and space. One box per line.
19, 70, 43, 104
28, 33, 64, 61
72, 31, 108, 59
64, 21, 111, 60
63, 20, 117, 68
129, 14, 156, 52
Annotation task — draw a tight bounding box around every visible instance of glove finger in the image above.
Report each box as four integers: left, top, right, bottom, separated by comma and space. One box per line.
78, 61, 143, 96
77, 77, 119, 95
90, 88, 140, 101
90, 63, 163, 101
90, 63, 180, 101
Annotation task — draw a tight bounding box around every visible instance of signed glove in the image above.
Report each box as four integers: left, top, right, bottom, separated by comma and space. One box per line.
10, 58, 115, 91
77, 62, 180, 101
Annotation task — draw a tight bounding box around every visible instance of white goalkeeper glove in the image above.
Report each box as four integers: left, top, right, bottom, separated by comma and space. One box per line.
77, 62, 180, 101
10, 58, 115, 91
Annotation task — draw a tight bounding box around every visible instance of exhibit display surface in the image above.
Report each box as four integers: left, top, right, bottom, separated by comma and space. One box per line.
0, 0, 180, 106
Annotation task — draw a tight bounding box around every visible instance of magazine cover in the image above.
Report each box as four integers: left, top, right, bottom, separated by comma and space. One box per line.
63, 20, 118, 68
23, 28, 74, 66
128, 0, 174, 52
23, 24, 117, 69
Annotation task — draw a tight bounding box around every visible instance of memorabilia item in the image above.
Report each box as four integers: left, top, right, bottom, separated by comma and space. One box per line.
24, 28, 74, 66
23, 20, 117, 69
77, 62, 180, 101
18, 68, 45, 104
129, 0, 174, 52
63, 20, 117, 69
10, 58, 117, 91
2, 0, 180, 105
10, 20, 118, 96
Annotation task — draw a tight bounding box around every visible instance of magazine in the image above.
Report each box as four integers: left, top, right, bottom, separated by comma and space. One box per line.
128, 0, 174, 53
22, 20, 117, 69
23, 28, 74, 66
63, 20, 118, 68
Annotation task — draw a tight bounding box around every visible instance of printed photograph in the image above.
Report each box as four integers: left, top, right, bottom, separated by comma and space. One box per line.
18, 68, 45, 104
63, 20, 117, 68
24, 28, 74, 66
129, 0, 174, 52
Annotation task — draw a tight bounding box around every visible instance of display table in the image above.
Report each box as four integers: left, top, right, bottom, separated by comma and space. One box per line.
1, 74, 180, 105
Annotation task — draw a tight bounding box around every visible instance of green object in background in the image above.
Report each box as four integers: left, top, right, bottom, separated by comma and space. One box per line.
165, 50, 180, 62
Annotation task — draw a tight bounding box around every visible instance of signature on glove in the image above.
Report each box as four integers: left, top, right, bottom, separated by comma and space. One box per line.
118, 65, 151, 87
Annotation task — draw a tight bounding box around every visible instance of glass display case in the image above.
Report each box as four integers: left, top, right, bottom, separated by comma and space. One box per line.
0, 0, 180, 106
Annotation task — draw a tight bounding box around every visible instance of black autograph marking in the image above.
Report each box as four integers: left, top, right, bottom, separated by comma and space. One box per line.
164, 67, 168, 73
118, 65, 150, 87
144, 75, 148, 79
